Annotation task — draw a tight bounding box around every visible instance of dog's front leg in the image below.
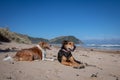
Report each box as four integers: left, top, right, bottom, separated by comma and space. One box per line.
61, 61, 72, 66
61, 56, 72, 66
69, 57, 80, 67
69, 57, 85, 68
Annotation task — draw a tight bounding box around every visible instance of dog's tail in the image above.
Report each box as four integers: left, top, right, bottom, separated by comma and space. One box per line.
44, 58, 54, 61
3, 56, 13, 61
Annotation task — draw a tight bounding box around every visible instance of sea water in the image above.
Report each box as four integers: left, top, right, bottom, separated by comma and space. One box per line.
82, 44, 120, 50
82, 39, 120, 50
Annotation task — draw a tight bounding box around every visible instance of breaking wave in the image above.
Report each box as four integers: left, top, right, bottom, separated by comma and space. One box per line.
83, 44, 120, 50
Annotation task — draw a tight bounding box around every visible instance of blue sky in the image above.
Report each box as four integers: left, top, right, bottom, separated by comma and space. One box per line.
0, 0, 120, 40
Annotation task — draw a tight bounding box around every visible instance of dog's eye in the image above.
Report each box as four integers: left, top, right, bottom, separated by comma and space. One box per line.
69, 43, 72, 45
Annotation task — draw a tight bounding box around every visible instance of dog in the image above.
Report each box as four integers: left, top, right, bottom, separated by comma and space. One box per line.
57, 40, 85, 69
13, 42, 53, 61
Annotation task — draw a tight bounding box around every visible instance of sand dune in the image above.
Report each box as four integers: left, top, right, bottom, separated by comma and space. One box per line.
0, 42, 120, 80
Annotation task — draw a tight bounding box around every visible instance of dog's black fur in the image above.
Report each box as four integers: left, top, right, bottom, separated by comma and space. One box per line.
58, 49, 72, 63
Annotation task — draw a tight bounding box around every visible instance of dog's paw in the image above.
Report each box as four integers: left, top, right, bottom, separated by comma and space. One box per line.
73, 65, 85, 69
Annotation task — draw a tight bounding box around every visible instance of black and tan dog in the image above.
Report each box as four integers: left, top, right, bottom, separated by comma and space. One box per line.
58, 40, 85, 69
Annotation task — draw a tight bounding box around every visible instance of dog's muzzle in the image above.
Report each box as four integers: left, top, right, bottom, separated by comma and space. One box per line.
68, 45, 76, 52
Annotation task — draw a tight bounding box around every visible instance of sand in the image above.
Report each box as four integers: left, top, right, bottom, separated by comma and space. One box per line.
0, 42, 120, 80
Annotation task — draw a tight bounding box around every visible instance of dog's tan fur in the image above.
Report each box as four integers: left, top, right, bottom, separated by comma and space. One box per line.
14, 42, 51, 61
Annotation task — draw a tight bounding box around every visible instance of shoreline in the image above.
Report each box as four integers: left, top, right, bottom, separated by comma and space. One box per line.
0, 42, 120, 54
77, 46, 120, 54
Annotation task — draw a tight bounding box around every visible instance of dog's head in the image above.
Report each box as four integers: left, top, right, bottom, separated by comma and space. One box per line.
39, 42, 51, 50
61, 40, 76, 52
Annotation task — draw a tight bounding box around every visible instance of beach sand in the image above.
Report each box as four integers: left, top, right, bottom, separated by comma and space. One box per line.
0, 42, 120, 80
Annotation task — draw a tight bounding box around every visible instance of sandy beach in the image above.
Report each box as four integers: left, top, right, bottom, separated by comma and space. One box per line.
0, 42, 120, 80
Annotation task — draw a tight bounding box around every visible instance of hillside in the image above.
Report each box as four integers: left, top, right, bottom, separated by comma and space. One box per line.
0, 28, 31, 44
49, 36, 83, 44
28, 37, 49, 44
0, 28, 83, 44
28, 36, 83, 44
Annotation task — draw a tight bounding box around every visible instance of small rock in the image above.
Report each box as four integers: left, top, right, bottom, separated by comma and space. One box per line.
19, 71, 22, 73
53, 55, 57, 57
116, 77, 119, 80
4, 54, 9, 58
76, 74, 79, 76
116, 51, 119, 53
11, 62, 14, 64
91, 72, 98, 78
6, 76, 12, 79
90, 49, 94, 51
5, 48, 11, 51
91, 74, 97, 77
73, 65, 85, 69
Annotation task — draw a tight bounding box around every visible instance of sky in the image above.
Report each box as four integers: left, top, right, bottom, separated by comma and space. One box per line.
0, 0, 120, 40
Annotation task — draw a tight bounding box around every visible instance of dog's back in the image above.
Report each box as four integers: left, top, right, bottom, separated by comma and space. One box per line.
14, 42, 52, 61
14, 47, 42, 61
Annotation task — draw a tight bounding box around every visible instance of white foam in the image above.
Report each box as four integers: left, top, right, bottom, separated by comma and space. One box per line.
100, 44, 120, 47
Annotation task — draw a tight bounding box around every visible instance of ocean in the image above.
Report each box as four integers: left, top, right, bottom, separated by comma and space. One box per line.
82, 44, 120, 50
82, 39, 120, 50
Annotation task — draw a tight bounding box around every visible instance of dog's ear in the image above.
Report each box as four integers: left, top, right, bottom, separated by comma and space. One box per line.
61, 40, 68, 49
39, 42, 45, 47
62, 40, 68, 45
